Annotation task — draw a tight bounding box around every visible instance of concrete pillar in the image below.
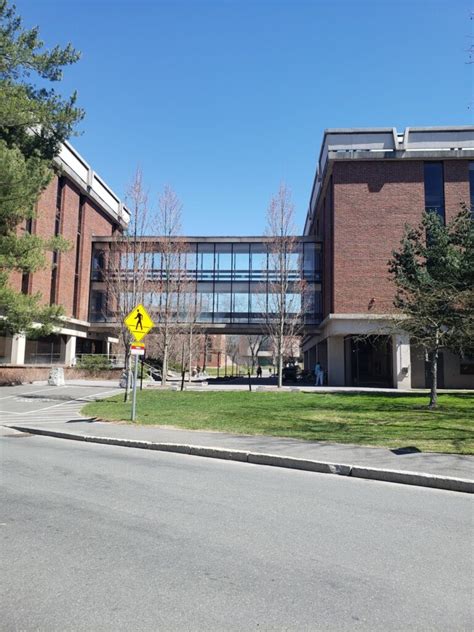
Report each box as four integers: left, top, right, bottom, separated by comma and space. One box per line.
392, 334, 411, 389
327, 336, 345, 386
10, 334, 26, 365
64, 335, 77, 367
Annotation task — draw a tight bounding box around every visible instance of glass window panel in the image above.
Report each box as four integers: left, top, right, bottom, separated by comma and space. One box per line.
424, 162, 445, 220
232, 293, 249, 322
233, 244, 250, 280
142, 292, 159, 308
179, 292, 197, 320
214, 292, 231, 322
249, 292, 267, 322
287, 251, 301, 280
118, 291, 133, 311
250, 244, 267, 280
285, 292, 301, 313
196, 282, 214, 322
91, 250, 105, 280
120, 253, 133, 271
152, 252, 162, 270
314, 243, 322, 272
185, 247, 197, 270
303, 242, 315, 280
215, 244, 232, 281
196, 293, 213, 322
197, 243, 214, 281
267, 291, 283, 314
215, 292, 231, 311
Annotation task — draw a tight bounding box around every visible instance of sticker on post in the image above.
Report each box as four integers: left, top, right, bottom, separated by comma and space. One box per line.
130, 342, 145, 356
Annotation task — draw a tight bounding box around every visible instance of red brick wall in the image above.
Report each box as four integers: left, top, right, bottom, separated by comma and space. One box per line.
29, 177, 57, 302
77, 199, 115, 321
331, 160, 426, 314
14, 173, 117, 321
56, 181, 81, 315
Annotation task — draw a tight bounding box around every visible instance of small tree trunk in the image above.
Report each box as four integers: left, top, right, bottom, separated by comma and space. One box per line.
188, 329, 193, 383
123, 351, 131, 402
180, 339, 185, 391
429, 348, 438, 410
203, 335, 207, 371
277, 338, 283, 389
162, 340, 168, 387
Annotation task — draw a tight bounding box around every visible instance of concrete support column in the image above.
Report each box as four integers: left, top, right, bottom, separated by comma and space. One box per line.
106, 339, 111, 359
392, 334, 411, 389
10, 334, 26, 365
327, 336, 345, 386
64, 335, 77, 367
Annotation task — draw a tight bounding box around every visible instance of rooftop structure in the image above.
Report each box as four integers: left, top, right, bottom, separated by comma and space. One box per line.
55, 142, 130, 228
304, 126, 474, 235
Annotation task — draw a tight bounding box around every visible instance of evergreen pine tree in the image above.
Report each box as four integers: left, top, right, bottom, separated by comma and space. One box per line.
0, 0, 83, 335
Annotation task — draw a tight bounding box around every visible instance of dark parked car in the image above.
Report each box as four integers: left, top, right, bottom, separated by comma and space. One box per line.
282, 365, 302, 383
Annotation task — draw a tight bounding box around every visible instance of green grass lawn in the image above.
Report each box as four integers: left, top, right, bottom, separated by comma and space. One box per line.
82, 391, 474, 455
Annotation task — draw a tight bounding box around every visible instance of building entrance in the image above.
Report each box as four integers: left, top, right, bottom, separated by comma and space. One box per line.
345, 336, 393, 388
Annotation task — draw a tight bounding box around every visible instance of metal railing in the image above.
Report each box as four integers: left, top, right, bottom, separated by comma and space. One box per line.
24, 353, 62, 365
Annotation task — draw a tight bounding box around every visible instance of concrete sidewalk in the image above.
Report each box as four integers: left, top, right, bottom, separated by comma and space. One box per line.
9, 418, 474, 493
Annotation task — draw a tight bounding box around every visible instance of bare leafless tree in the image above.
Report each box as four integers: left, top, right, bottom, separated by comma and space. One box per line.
264, 184, 306, 387
151, 185, 187, 386
104, 169, 151, 400
181, 282, 202, 383
226, 334, 241, 376
246, 334, 268, 373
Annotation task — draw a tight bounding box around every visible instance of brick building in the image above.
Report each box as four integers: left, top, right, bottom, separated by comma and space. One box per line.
0, 142, 129, 366
302, 126, 474, 389
2, 126, 473, 390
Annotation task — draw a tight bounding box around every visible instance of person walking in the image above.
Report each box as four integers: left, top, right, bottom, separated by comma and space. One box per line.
314, 362, 324, 386
256, 365, 262, 378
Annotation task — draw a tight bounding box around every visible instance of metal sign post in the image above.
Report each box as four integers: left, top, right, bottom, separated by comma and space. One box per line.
131, 353, 139, 421
130, 342, 145, 422
124, 304, 155, 423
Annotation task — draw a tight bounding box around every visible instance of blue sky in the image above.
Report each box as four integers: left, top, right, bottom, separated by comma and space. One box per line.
15, 0, 473, 234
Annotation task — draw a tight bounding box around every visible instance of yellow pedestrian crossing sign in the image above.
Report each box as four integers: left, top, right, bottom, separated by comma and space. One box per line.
124, 304, 155, 342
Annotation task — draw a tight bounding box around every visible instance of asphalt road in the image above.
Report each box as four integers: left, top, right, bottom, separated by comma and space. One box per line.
0, 383, 122, 425
1, 435, 473, 631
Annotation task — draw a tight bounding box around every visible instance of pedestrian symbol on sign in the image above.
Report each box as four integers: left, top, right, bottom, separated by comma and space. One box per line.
134, 308, 143, 331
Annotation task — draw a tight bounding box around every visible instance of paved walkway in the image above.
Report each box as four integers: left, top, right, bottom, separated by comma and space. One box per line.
2, 380, 473, 491
10, 418, 472, 480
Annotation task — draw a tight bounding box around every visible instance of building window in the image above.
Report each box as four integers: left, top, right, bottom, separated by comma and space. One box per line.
424, 162, 445, 221
89, 290, 106, 322
91, 250, 105, 281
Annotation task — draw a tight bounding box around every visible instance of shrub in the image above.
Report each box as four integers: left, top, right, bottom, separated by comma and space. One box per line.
76, 355, 113, 374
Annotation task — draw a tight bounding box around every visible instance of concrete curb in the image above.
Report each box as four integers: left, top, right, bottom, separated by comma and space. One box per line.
9, 425, 473, 494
